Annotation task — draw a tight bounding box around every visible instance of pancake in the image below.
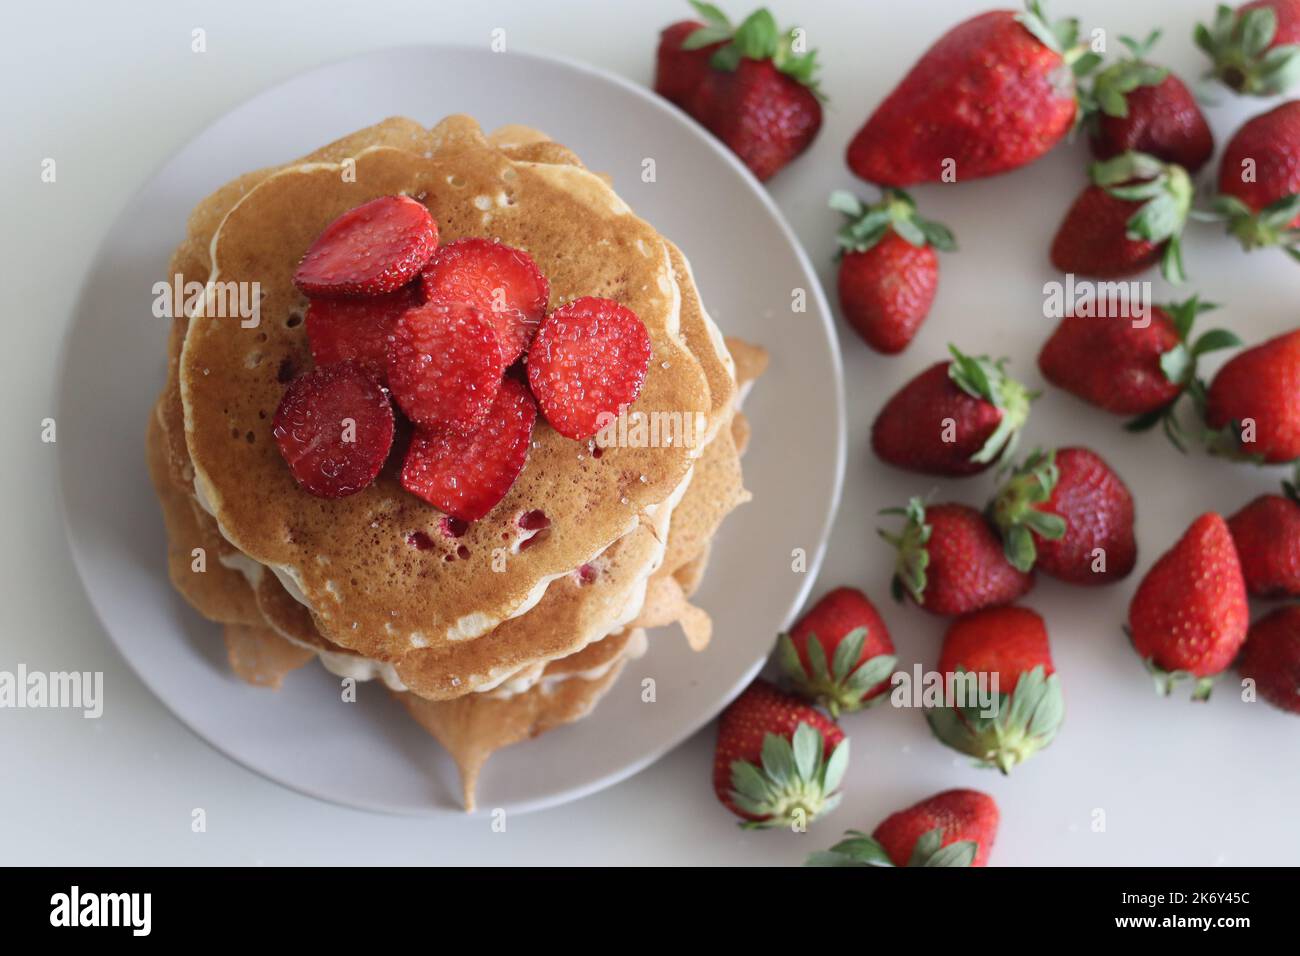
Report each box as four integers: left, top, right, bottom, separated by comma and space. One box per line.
146, 410, 262, 626
398, 629, 647, 810
145, 117, 763, 809
222, 623, 314, 689
182, 118, 714, 661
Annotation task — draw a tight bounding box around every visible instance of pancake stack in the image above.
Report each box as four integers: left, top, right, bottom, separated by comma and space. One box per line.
147, 116, 766, 809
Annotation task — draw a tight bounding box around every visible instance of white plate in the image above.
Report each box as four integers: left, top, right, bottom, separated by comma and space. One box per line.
56, 45, 845, 815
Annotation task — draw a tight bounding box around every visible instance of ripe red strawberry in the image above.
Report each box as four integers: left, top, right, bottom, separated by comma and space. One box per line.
690, 59, 821, 182
305, 285, 420, 385
420, 238, 550, 365
829, 190, 955, 354
399, 376, 536, 522
527, 296, 652, 440
1238, 605, 1300, 714
1127, 513, 1250, 699
293, 195, 437, 297
1037, 296, 1240, 434
871, 347, 1035, 476
928, 606, 1064, 772
386, 300, 504, 433
1084, 31, 1214, 173
1203, 328, 1300, 463
880, 499, 1034, 616
1196, 0, 1300, 95
1228, 474, 1300, 597
669, 6, 823, 181
1207, 101, 1300, 255
713, 678, 849, 828
272, 360, 395, 499
991, 447, 1137, 584
777, 587, 897, 716
1050, 152, 1194, 282
808, 789, 999, 867
846, 3, 1093, 186
653, 17, 725, 108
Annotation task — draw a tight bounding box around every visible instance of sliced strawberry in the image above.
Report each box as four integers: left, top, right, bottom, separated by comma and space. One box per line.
305, 285, 420, 385
400, 377, 537, 522
420, 238, 550, 365
386, 300, 504, 433
293, 195, 438, 297
526, 296, 652, 440
272, 360, 394, 499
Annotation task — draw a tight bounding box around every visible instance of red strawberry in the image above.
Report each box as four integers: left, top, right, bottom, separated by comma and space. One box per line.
829, 190, 955, 354
690, 58, 821, 182
1127, 513, 1250, 699
1208, 101, 1300, 254
653, 18, 725, 107
304, 285, 420, 385
399, 377, 536, 522
420, 238, 550, 365
1228, 475, 1300, 596
675, 7, 823, 181
880, 498, 1034, 616
713, 678, 848, 828
272, 360, 395, 499
991, 447, 1137, 584
928, 606, 1064, 772
1085, 31, 1214, 173
1196, 0, 1300, 96
1050, 152, 1194, 283
386, 300, 504, 433
808, 789, 999, 867
1037, 296, 1240, 432
846, 4, 1091, 186
293, 195, 437, 297
1203, 328, 1300, 463
871, 347, 1035, 476
1238, 605, 1300, 714
777, 587, 897, 716
526, 296, 652, 440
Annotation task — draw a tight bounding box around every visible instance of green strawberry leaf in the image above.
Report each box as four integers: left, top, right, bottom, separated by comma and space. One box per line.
688, 0, 730, 28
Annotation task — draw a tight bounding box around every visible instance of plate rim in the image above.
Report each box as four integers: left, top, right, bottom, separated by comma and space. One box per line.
54, 42, 848, 816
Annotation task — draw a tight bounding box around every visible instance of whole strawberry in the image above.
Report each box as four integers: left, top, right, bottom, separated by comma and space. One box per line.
777, 587, 898, 716
1037, 295, 1240, 437
829, 190, 955, 354
990, 447, 1137, 584
1228, 473, 1300, 596
1206, 101, 1300, 255
846, 2, 1095, 186
1084, 30, 1214, 173
871, 346, 1036, 476
1195, 0, 1300, 95
1238, 605, 1300, 714
1127, 513, 1250, 699
665, 5, 823, 181
1050, 151, 1194, 283
927, 606, 1065, 772
713, 678, 849, 828
1203, 328, 1300, 463
880, 498, 1034, 616
808, 789, 999, 867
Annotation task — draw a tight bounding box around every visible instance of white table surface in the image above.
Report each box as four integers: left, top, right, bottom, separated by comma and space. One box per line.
4, 0, 1297, 865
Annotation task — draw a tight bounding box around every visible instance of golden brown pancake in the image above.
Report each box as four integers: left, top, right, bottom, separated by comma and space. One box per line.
222, 623, 315, 689
182, 120, 713, 660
